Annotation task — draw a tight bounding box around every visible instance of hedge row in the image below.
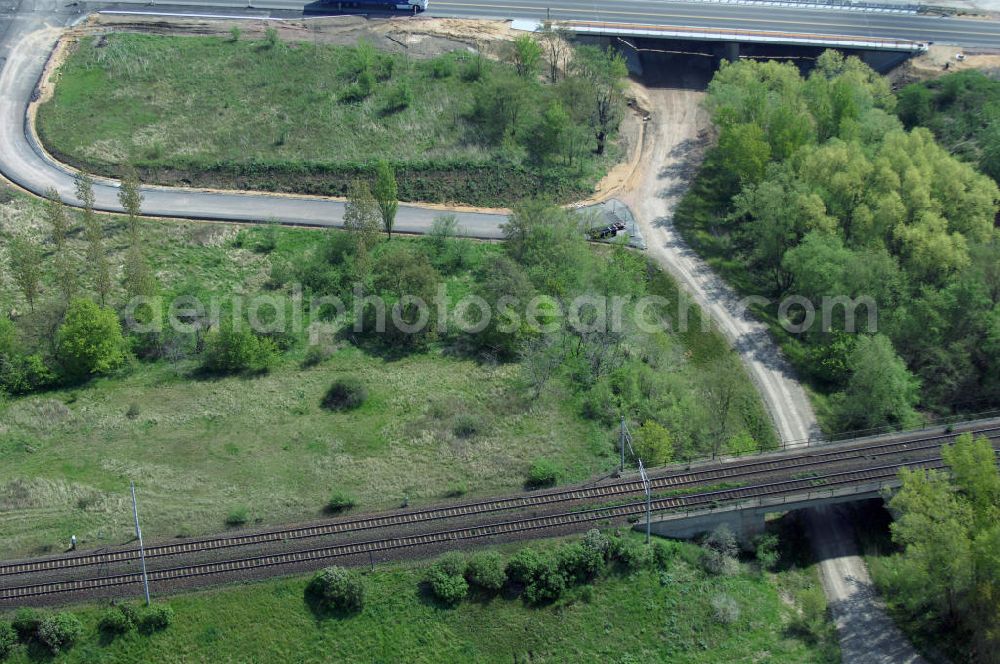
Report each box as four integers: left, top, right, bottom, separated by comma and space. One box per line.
51, 152, 593, 208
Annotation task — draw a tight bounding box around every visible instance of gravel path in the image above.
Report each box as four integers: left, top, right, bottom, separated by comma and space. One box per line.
621, 81, 926, 664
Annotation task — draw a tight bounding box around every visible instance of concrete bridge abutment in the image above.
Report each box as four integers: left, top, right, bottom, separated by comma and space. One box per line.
638, 482, 893, 547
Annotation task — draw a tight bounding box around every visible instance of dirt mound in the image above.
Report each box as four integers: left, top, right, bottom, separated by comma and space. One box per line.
78, 13, 521, 59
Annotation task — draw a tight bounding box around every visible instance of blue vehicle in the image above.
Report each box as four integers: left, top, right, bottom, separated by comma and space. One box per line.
336, 0, 428, 11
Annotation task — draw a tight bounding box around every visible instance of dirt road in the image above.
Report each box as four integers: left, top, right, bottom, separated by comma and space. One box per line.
622, 81, 926, 664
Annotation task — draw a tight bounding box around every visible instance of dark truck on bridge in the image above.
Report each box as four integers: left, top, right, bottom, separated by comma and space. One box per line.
331, 0, 428, 11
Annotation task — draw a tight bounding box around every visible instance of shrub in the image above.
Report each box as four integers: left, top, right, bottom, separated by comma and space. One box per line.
37, 612, 83, 654
701, 524, 739, 576
0, 622, 15, 659
789, 585, 829, 644
427, 569, 468, 606
321, 378, 368, 411
652, 540, 679, 569
461, 56, 484, 82
555, 542, 605, 584
225, 506, 249, 526
306, 566, 366, 614
506, 547, 543, 585
126, 403, 141, 420
452, 413, 483, 439
466, 551, 506, 592
202, 321, 276, 374
326, 491, 356, 514
384, 82, 412, 113
581, 529, 610, 559
264, 27, 279, 48
443, 482, 467, 498
426, 552, 468, 605
433, 551, 467, 577
118, 603, 141, 628
753, 533, 780, 571
139, 604, 174, 631
11, 608, 40, 640
98, 606, 134, 635
525, 459, 560, 488
633, 420, 673, 465
301, 343, 334, 368
611, 538, 651, 571
711, 593, 741, 624
523, 558, 566, 605
430, 57, 455, 79
229, 25, 241, 42
253, 222, 279, 253
341, 70, 374, 103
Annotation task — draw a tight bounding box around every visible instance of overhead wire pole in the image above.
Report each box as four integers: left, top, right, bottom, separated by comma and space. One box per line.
638, 459, 651, 544
130, 481, 151, 606
619, 415, 626, 474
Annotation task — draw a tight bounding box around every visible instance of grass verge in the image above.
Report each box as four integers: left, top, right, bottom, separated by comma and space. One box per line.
0, 534, 839, 663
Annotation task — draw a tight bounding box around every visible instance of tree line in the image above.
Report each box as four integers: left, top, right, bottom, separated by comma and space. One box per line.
881, 432, 999, 661
897, 69, 1000, 185
676, 50, 1000, 431
1, 167, 771, 461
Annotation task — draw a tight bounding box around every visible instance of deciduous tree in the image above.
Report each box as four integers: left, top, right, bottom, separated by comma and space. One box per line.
8, 235, 43, 311
57, 298, 127, 381
372, 160, 398, 240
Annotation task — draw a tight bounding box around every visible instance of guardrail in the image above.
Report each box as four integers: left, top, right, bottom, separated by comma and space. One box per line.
684, 0, 921, 14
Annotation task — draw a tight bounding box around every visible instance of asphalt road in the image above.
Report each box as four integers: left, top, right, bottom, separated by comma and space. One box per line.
0, 3, 507, 237
97, 0, 1000, 48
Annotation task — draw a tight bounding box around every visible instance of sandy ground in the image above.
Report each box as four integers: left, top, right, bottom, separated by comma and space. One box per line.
620, 83, 927, 664
894, 43, 1000, 84
82, 13, 518, 57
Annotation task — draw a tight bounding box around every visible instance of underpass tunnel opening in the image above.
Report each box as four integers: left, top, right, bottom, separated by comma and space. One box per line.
574, 35, 916, 90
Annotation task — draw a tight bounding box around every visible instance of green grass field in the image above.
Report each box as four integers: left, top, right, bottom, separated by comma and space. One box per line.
0, 188, 774, 558
0, 534, 840, 663
37, 33, 618, 206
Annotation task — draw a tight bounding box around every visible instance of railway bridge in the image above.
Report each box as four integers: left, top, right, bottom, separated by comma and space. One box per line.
2, 417, 997, 607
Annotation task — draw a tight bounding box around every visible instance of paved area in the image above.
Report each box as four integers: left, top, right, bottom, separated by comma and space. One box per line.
93, 0, 1000, 48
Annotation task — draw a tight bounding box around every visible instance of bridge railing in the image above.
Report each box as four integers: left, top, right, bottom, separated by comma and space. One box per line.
684, 0, 921, 14
563, 21, 928, 52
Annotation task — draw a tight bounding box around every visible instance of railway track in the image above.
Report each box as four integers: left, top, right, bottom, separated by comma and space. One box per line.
0, 458, 954, 602
3, 425, 997, 581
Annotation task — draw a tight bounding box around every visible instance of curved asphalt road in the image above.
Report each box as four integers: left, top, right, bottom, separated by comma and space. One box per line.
4, 0, 999, 231
0, 10, 506, 237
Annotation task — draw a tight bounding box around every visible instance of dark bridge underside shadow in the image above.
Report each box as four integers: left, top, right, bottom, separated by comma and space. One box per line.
621, 37, 915, 91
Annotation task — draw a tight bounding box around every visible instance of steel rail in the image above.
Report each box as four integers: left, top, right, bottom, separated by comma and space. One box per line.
0, 457, 958, 601
2, 425, 997, 579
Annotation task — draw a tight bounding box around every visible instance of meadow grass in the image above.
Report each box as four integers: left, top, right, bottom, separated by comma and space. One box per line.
0, 191, 772, 558
37, 33, 616, 206
0, 535, 840, 663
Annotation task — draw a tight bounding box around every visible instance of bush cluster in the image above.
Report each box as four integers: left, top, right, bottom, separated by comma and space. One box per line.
201, 320, 276, 375
700, 525, 740, 576
423, 530, 668, 609
0, 622, 15, 660
525, 459, 560, 489
306, 566, 366, 615
426, 552, 469, 606
36, 613, 83, 654
325, 491, 357, 514
321, 378, 368, 411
